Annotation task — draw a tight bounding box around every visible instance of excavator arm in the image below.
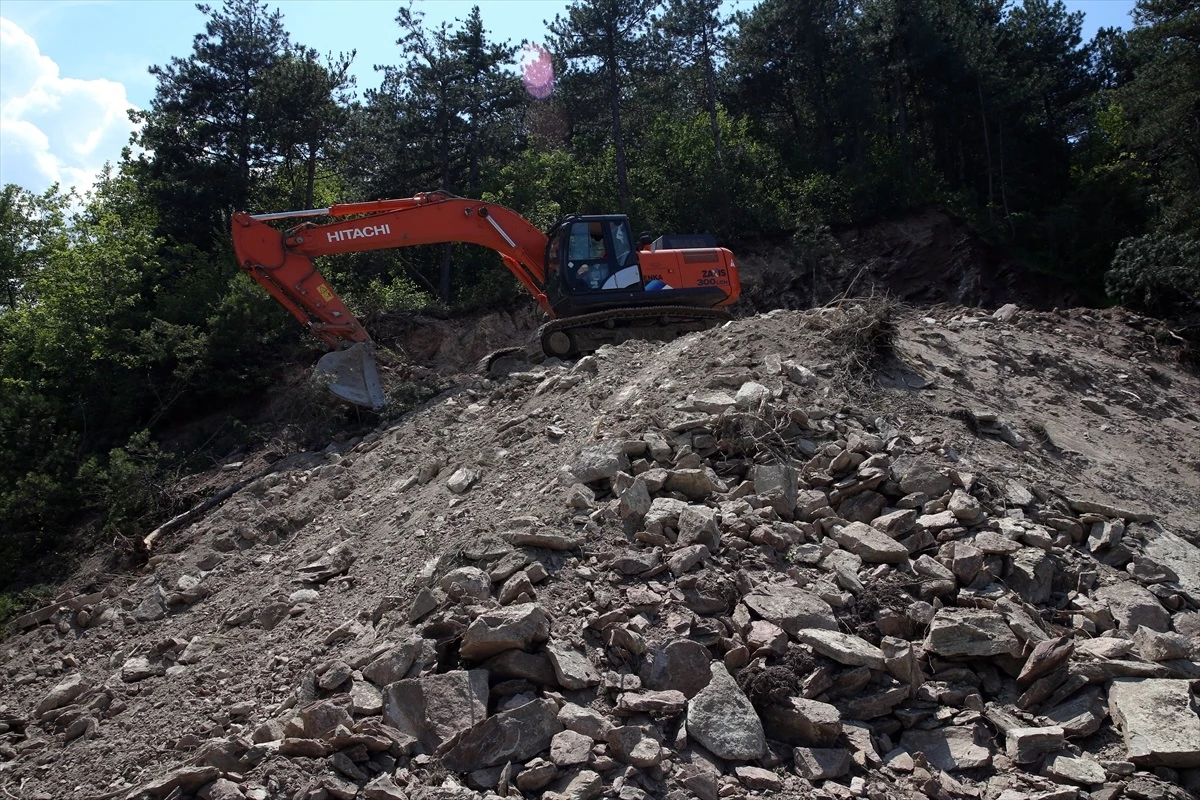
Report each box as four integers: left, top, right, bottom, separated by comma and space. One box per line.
231, 192, 556, 409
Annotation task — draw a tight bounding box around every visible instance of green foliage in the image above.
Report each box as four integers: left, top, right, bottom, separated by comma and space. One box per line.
77, 431, 175, 543
1105, 234, 1200, 323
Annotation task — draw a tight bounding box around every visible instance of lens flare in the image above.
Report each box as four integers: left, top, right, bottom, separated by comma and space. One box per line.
520, 43, 554, 100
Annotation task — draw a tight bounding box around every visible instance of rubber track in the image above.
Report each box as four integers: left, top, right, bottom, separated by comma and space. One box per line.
478, 306, 733, 374
537, 305, 733, 359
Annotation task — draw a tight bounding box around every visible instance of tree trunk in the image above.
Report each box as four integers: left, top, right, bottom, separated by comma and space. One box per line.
978, 82, 994, 225
702, 23, 731, 234
305, 140, 317, 209
606, 30, 630, 216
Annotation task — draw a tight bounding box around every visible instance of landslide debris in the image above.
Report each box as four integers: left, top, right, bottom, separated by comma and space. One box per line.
3, 301, 1200, 800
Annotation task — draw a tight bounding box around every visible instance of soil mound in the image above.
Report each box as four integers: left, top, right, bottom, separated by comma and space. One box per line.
3, 300, 1199, 800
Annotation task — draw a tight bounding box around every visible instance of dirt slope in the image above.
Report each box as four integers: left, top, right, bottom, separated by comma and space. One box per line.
3, 302, 1199, 800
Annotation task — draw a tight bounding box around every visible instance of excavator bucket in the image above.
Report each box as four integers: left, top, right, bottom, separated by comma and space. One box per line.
314, 342, 387, 410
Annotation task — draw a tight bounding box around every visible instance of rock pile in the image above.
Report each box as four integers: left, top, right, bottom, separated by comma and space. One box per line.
2, 304, 1199, 800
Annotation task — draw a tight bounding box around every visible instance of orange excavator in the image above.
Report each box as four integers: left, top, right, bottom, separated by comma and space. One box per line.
232, 191, 740, 408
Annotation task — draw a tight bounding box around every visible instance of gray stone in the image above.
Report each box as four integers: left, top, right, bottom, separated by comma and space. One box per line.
459, 603, 550, 660
616, 690, 687, 717
121, 656, 161, 683
136, 766, 220, 798
743, 584, 837, 634
1133, 628, 1194, 662
644, 497, 688, 535
665, 468, 721, 500
1009, 548, 1055, 604
134, 586, 168, 622
1005, 726, 1066, 764
677, 506, 721, 551
618, 478, 652, 519
735, 765, 783, 791
547, 769, 603, 800
753, 464, 798, 516
447, 467, 480, 493
949, 490, 985, 522
502, 529, 584, 550
382, 669, 488, 753
781, 359, 818, 387
609, 550, 659, 575
498, 571, 535, 605
558, 703, 614, 741
687, 662, 765, 760
1095, 582, 1171, 633
362, 774, 408, 800
872, 509, 917, 536
735, 381, 769, 409
899, 462, 953, 497
689, 390, 736, 412
550, 729, 593, 766
668, 544, 710, 576
899, 726, 993, 772
564, 444, 630, 484
830, 521, 910, 563
1042, 687, 1108, 738
349, 680, 383, 715
793, 747, 850, 780
838, 490, 886, 523
1042, 753, 1106, 786
36, 674, 90, 717
299, 699, 354, 739
547, 642, 601, 690
440, 567, 491, 601
178, 636, 214, 665
484, 649, 558, 685
641, 639, 712, 698
317, 660, 352, 690
441, 697, 563, 772
794, 628, 885, 669
925, 608, 1021, 658
606, 725, 662, 767
759, 697, 842, 746
1108, 678, 1200, 768
1018, 636, 1074, 686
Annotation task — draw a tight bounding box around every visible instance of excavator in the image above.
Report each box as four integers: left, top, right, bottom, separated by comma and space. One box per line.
231, 191, 741, 409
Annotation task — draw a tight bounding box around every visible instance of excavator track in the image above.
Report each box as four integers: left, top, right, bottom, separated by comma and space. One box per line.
536, 305, 733, 360
479, 307, 732, 377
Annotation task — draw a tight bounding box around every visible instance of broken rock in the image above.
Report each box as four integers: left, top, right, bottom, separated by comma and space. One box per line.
1108, 678, 1200, 768
687, 662, 765, 760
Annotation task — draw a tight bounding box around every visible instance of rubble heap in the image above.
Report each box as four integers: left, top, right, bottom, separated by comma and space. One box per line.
2, 303, 1199, 800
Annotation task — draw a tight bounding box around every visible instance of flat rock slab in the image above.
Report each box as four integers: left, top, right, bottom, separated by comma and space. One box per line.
900, 726, 993, 772
1108, 678, 1200, 768
441, 697, 563, 772
759, 697, 842, 747
1094, 581, 1171, 634
830, 521, 910, 563
743, 584, 837, 634
925, 608, 1021, 658
794, 628, 885, 669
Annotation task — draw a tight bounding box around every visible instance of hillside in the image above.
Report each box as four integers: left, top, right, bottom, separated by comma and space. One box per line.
2, 298, 1199, 800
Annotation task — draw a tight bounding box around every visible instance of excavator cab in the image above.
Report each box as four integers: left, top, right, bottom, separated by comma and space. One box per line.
548, 215, 645, 313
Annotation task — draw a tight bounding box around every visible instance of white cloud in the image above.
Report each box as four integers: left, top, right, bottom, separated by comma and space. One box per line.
0, 17, 139, 195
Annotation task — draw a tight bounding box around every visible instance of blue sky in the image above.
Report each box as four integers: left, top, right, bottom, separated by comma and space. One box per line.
1, 0, 1136, 196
